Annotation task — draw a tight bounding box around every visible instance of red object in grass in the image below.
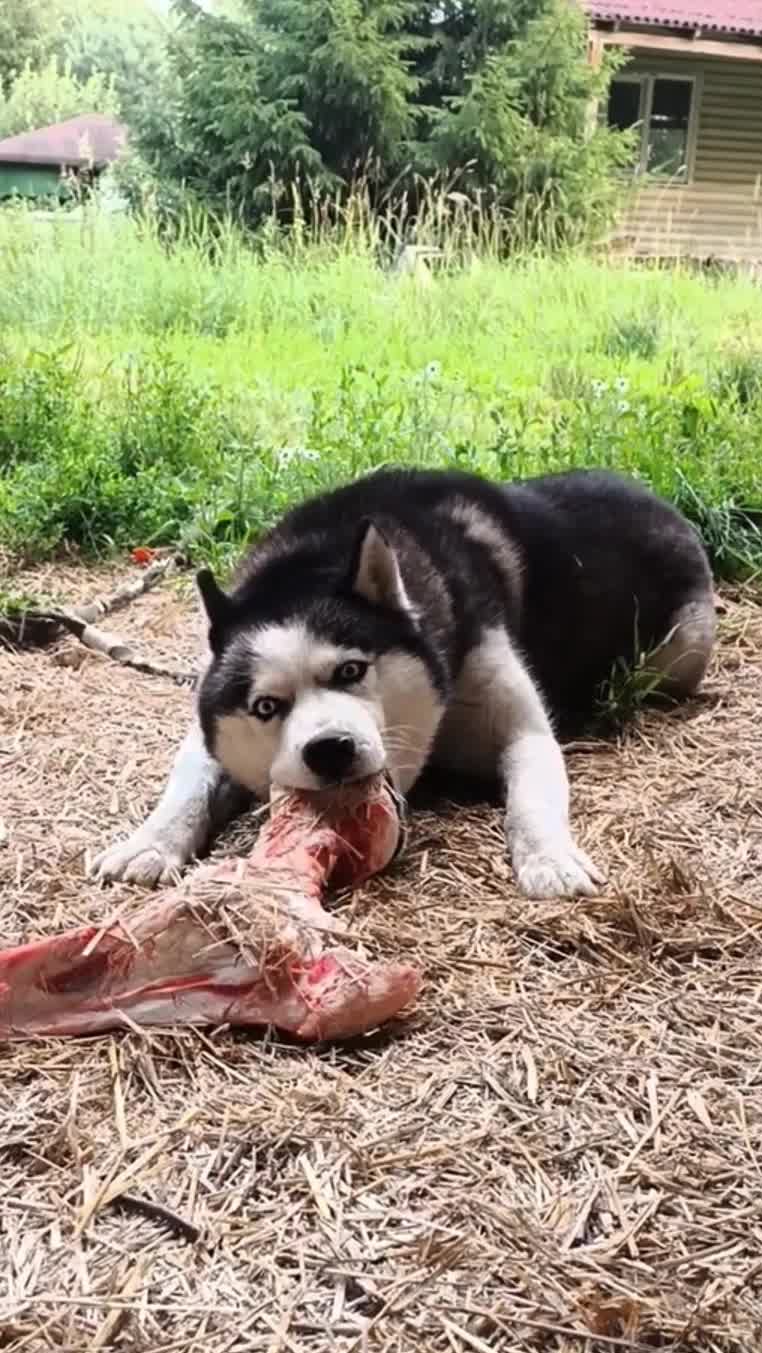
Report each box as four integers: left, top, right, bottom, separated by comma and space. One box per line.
130, 547, 157, 567
0, 776, 419, 1042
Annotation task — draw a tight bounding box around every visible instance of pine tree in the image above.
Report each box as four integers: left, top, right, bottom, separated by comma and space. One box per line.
255, 0, 425, 179
129, 0, 631, 247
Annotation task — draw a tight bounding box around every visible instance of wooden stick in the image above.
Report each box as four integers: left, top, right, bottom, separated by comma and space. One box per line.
1, 553, 197, 686
51, 609, 197, 687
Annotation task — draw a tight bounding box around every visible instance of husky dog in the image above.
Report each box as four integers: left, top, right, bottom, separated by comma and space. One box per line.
93, 467, 715, 899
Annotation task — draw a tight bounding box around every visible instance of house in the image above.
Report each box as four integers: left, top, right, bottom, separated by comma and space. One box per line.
0, 114, 126, 203
584, 1, 762, 262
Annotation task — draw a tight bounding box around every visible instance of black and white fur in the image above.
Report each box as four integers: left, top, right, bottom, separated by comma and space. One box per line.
92, 467, 716, 899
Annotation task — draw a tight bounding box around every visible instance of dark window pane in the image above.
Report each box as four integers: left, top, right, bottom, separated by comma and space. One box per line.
647, 78, 692, 176
607, 80, 642, 132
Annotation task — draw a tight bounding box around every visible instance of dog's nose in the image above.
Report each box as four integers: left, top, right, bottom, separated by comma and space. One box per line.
302, 734, 357, 782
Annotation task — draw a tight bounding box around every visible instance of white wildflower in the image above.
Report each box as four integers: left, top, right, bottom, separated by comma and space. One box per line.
614, 376, 629, 394
617, 399, 630, 414
591, 379, 607, 398
277, 446, 319, 469
423, 360, 441, 381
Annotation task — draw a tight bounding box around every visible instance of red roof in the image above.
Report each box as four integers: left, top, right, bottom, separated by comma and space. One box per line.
0, 115, 126, 168
585, 0, 762, 36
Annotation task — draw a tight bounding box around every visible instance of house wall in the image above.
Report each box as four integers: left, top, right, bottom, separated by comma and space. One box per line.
610, 51, 762, 262
0, 164, 63, 200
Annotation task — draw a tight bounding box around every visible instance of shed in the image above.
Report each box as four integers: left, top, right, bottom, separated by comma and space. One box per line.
0, 114, 127, 202
584, 0, 762, 262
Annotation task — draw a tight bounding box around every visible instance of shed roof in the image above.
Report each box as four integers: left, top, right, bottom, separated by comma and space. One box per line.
0, 115, 126, 168
584, 0, 762, 37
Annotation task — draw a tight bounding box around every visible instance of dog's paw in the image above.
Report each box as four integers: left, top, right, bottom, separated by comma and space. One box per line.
90, 831, 194, 887
512, 839, 606, 900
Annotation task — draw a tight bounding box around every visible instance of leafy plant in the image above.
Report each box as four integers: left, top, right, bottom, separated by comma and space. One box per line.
592, 649, 674, 736
0, 56, 119, 140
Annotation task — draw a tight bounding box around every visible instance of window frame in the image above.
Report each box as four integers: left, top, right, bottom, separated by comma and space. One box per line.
607, 69, 702, 184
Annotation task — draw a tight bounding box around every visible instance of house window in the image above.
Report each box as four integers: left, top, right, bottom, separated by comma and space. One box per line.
606, 73, 697, 180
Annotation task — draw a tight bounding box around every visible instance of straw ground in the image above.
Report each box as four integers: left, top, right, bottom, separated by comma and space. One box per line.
1, 563, 762, 1352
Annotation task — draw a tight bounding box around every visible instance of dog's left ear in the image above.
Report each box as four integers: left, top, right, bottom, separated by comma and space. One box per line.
348, 520, 414, 614
196, 569, 234, 652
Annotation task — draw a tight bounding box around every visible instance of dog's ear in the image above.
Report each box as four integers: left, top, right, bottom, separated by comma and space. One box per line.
347, 520, 413, 614
196, 569, 234, 651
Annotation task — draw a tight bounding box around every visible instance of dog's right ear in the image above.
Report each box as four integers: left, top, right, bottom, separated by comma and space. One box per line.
196, 569, 234, 652
347, 520, 414, 614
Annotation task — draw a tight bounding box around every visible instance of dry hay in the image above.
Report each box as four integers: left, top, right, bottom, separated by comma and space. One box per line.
1, 562, 762, 1352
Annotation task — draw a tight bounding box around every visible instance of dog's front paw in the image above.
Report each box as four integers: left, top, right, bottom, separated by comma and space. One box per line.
90, 830, 195, 887
512, 838, 606, 900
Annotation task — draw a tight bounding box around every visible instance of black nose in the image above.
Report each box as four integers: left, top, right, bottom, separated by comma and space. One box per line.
302, 734, 357, 782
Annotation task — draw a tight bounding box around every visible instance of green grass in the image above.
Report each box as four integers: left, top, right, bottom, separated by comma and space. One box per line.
1, 204, 761, 579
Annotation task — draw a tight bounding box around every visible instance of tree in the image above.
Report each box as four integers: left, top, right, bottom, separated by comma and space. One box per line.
255, 0, 424, 180
425, 0, 632, 244
118, 2, 320, 221
0, 58, 120, 140
128, 0, 632, 246
0, 0, 171, 130
131, 0, 424, 217
54, 0, 171, 128
0, 0, 50, 98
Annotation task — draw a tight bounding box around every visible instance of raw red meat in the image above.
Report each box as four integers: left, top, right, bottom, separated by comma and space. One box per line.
0, 775, 420, 1041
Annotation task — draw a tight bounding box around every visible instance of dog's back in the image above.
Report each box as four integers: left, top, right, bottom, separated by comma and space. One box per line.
232, 465, 714, 717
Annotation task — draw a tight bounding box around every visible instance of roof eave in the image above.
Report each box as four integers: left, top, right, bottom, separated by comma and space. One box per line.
0, 154, 112, 168
591, 18, 762, 38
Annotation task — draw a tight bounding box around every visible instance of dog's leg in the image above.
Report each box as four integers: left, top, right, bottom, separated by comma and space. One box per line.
91, 721, 250, 887
497, 638, 605, 898
439, 627, 605, 899
502, 719, 605, 900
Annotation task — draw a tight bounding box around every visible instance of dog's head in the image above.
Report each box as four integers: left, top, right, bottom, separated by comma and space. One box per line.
196, 522, 445, 798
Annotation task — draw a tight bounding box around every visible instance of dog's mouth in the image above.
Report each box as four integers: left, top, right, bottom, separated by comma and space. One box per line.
271, 753, 389, 797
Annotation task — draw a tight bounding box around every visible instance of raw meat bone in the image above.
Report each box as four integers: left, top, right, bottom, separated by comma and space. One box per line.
0, 774, 420, 1041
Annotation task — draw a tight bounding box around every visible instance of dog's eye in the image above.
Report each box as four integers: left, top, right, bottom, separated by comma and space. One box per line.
334, 659, 368, 685
251, 696, 283, 721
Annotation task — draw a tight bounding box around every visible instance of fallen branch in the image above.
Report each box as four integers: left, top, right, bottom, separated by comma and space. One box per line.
51, 609, 197, 687
70, 554, 184, 624
0, 553, 197, 686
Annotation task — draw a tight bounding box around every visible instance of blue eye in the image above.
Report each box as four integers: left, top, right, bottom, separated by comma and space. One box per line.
334, 660, 368, 684
251, 696, 283, 721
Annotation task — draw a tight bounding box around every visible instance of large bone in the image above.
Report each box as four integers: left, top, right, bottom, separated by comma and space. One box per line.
0, 776, 420, 1042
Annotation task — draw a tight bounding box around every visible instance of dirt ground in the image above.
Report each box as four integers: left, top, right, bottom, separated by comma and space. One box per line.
2, 562, 762, 1352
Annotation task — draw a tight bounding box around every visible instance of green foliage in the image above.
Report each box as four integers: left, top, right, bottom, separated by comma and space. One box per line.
256, 0, 424, 179
0, 0, 168, 133
592, 645, 672, 735
603, 308, 663, 360
0, 345, 86, 469
711, 347, 762, 408
0, 215, 761, 580
0, 0, 635, 250
127, 0, 632, 248
125, 1, 318, 222
55, 0, 171, 127
0, 57, 120, 140
424, 1, 632, 246
0, 0, 49, 98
